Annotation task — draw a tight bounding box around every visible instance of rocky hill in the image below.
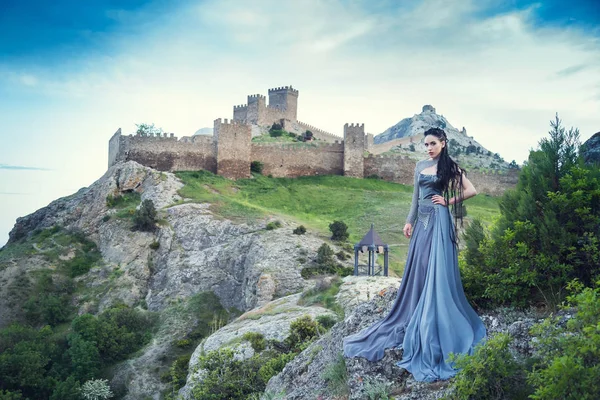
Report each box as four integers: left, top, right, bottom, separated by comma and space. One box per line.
0, 160, 508, 400
374, 105, 512, 171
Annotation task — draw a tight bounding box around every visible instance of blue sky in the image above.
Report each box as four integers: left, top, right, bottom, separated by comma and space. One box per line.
1, 0, 599, 246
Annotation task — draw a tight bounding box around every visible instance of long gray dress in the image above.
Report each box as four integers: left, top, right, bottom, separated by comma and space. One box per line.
343, 158, 486, 382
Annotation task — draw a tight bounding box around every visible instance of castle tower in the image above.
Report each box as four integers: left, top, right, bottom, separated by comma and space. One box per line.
268, 86, 299, 121
343, 123, 365, 178
246, 94, 267, 125
214, 118, 252, 179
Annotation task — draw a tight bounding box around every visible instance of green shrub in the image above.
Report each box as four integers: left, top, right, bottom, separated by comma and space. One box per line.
168, 354, 191, 393
191, 349, 264, 399
242, 332, 266, 353
266, 220, 282, 230
71, 305, 155, 363
329, 220, 349, 241
335, 251, 350, 261
316, 314, 337, 330
292, 225, 306, 235
23, 273, 74, 326
447, 333, 531, 400
50, 377, 81, 400
269, 129, 284, 138
174, 339, 192, 348
250, 161, 264, 174
0, 390, 23, 399
133, 199, 157, 232
284, 315, 319, 352
102, 215, 111, 222
258, 352, 297, 383
316, 243, 334, 265
149, 241, 160, 250
527, 282, 600, 399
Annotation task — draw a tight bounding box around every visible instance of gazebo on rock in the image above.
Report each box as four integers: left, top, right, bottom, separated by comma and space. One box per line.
353, 224, 389, 276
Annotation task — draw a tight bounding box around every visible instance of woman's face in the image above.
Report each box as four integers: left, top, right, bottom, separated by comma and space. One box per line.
424, 135, 445, 159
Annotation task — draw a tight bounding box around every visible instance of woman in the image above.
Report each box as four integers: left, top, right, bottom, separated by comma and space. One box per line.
343, 127, 486, 382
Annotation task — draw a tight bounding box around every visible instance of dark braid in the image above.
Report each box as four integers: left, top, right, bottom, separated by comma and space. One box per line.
423, 128, 465, 244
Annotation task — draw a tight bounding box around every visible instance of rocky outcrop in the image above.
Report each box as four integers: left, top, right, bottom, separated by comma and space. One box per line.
1, 161, 354, 399
179, 292, 338, 399
582, 131, 600, 165
264, 283, 547, 399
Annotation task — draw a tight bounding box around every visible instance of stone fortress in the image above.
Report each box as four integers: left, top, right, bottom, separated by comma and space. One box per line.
108, 86, 518, 195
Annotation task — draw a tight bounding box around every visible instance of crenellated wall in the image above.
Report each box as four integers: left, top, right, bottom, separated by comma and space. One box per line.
108, 130, 216, 172
251, 142, 344, 177
108, 84, 518, 195
295, 121, 341, 143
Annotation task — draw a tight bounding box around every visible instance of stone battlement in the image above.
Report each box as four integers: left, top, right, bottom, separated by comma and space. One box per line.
296, 121, 341, 142
108, 85, 517, 195
268, 85, 299, 95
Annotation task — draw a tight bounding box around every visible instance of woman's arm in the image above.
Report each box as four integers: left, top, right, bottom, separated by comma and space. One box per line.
449, 172, 477, 205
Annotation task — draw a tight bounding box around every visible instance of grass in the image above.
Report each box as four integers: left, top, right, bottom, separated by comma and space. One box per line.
299, 277, 344, 318
175, 171, 501, 276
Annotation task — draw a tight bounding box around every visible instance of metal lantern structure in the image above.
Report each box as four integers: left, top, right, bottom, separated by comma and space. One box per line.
353, 223, 389, 276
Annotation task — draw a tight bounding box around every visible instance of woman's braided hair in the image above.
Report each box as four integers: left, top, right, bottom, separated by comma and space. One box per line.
424, 127, 465, 244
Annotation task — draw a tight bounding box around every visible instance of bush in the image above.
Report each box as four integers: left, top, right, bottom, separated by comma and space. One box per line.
336, 251, 350, 261
269, 129, 285, 137
316, 314, 337, 330
243, 332, 266, 352
71, 305, 155, 364
527, 282, 600, 399
149, 241, 160, 250
448, 333, 531, 400
293, 225, 306, 235
167, 354, 191, 393
80, 379, 113, 400
191, 349, 264, 399
250, 161, 264, 174
329, 221, 349, 241
258, 352, 297, 383
284, 316, 319, 352
266, 220, 282, 230
133, 199, 157, 232
316, 243, 334, 265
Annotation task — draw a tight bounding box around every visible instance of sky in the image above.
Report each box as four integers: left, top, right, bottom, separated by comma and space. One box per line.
1, 0, 599, 247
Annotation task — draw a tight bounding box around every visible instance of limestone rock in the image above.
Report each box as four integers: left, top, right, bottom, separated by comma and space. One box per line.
582, 131, 600, 165
265, 284, 549, 400
336, 275, 401, 315
179, 293, 337, 399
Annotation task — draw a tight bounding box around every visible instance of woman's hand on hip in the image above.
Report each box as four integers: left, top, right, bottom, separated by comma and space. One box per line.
403, 223, 412, 238
431, 195, 447, 206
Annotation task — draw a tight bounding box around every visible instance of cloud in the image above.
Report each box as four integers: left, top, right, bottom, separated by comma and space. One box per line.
556, 64, 588, 77
1, 0, 599, 164
0, 164, 51, 171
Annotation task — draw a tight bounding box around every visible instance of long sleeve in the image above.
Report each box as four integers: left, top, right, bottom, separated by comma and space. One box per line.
405, 163, 420, 225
